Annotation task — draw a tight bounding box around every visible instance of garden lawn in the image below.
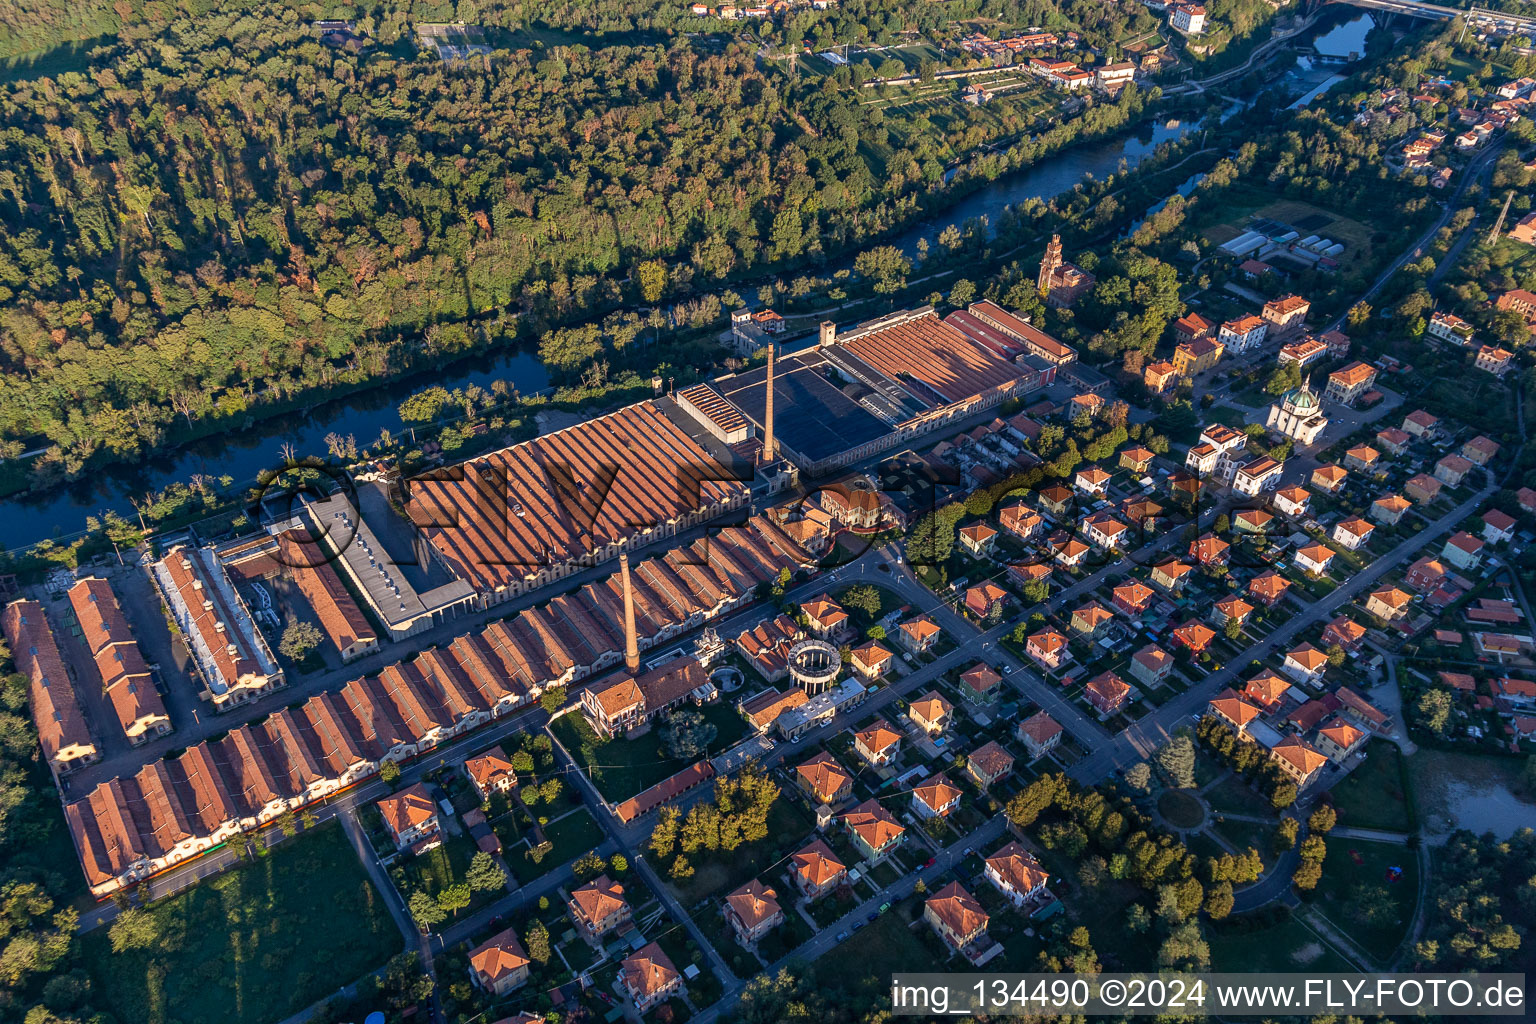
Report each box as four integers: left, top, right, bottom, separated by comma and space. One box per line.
1327, 739, 1415, 833
1310, 837, 1420, 962
553, 705, 749, 803
393, 832, 499, 916
542, 807, 605, 868
82, 821, 401, 1024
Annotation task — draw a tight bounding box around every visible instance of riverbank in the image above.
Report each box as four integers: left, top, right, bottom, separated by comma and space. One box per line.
0, 10, 1384, 557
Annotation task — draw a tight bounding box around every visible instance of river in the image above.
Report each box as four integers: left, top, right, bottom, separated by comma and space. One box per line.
0, 13, 1381, 549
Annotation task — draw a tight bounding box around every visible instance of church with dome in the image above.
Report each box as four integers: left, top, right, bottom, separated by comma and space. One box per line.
1265, 378, 1328, 445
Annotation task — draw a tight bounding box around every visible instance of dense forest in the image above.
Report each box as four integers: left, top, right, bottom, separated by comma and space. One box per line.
0, 0, 1174, 490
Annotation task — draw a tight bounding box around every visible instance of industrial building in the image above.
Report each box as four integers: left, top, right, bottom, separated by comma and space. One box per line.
403, 400, 751, 603
696, 304, 1066, 476
61, 512, 816, 897
151, 546, 285, 712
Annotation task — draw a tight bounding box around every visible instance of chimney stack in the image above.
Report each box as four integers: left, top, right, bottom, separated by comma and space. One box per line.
763, 343, 776, 465
621, 552, 640, 673
819, 320, 836, 347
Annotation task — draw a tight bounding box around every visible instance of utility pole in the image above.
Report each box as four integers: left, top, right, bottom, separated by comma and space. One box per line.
1489, 189, 1514, 247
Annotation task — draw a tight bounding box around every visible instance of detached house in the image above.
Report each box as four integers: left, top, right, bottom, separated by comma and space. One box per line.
791, 839, 847, 900
1150, 559, 1194, 593
1273, 486, 1311, 518
1085, 670, 1130, 715
985, 842, 1050, 908
959, 522, 999, 558
1314, 715, 1367, 762
1070, 601, 1114, 638
569, 875, 631, 940
470, 928, 531, 996
1405, 473, 1442, 504
797, 751, 854, 805
854, 721, 902, 767
377, 783, 442, 854
1323, 615, 1367, 651
464, 746, 518, 802
1365, 587, 1411, 623
1435, 454, 1473, 488
961, 662, 1003, 703
1026, 629, 1068, 671
1371, 494, 1412, 526
1111, 580, 1155, 616
1050, 532, 1091, 568
1484, 509, 1517, 545
1294, 542, 1335, 576
1212, 595, 1254, 630
1332, 517, 1375, 551
1018, 711, 1063, 760
1189, 533, 1230, 566
1343, 446, 1380, 474
1311, 465, 1348, 494
801, 595, 851, 641
912, 773, 963, 819
621, 943, 682, 1013
908, 692, 953, 736
1248, 570, 1291, 608
966, 741, 1015, 790
1282, 644, 1330, 686
1173, 620, 1216, 654
1081, 513, 1129, 550
1245, 671, 1292, 712
725, 881, 784, 946
999, 503, 1043, 542
842, 800, 905, 862
1442, 531, 1485, 571
1270, 734, 1329, 786
1208, 689, 1262, 734
964, 583, 1011, 620
898, 616, 942, 654
1074, 466, 1112, 497
1130, 644, 1173, 688
924, 882, 990, 955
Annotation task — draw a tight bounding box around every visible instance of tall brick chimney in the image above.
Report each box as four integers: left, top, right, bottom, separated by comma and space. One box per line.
621, 552, 640, 673
763, 342, 776, 465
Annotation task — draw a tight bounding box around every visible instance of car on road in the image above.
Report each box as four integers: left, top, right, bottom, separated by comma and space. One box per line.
837, 930, 849, 942
879, 902, 890, 914
867, 912, 879, 923
923, 857, 936, 867
853, 921, 865, 932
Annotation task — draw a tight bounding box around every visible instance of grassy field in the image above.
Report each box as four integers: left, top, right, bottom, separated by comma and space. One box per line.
1199, 185, 1378, 264
1211, 816, 1277, 867
1311, 837, 1419, 962
1327, 739, 1415, 833
83, 821, 401, 1024
825, 904, 935, 1001
542, 807, 605, 867
1209, 910, 1356, 973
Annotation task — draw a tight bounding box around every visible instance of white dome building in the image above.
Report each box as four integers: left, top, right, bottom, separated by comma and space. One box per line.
1266, 378, 1328, 445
